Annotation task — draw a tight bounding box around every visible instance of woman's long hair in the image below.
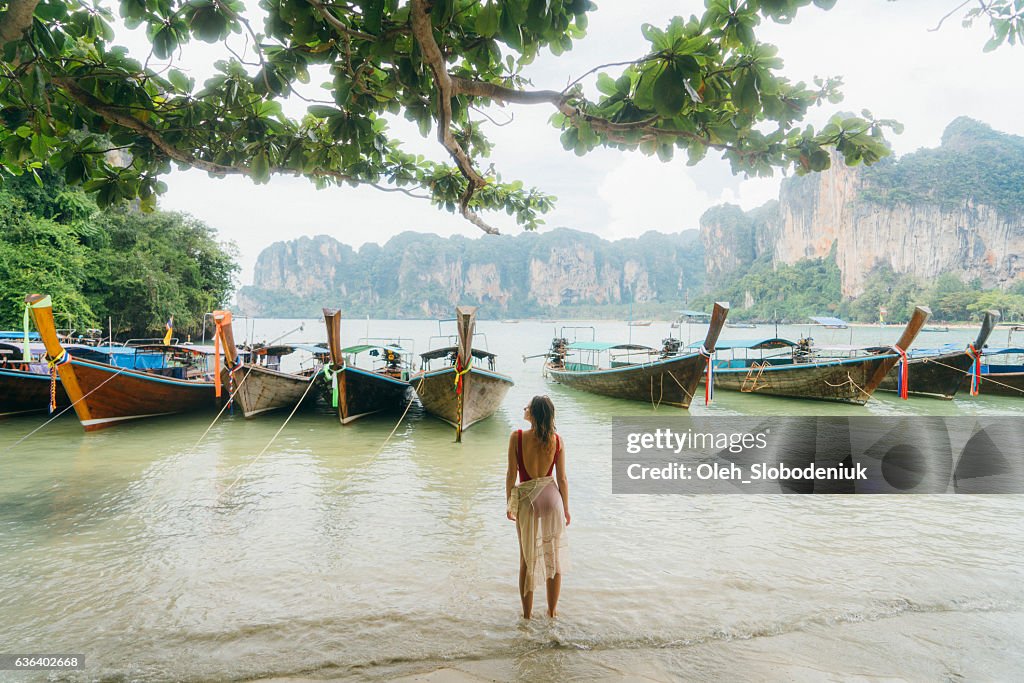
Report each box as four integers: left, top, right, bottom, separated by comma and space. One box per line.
530, 395, 556, 445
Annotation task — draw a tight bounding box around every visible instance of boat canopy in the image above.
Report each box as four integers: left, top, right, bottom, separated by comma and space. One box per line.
291, 343, 330, 355
0, 331, 40, 340
810, 316, 848, 327
566, 341, 652, 352
689, 338, 795, 351
677, 309, 710, 318
982, 347, 1024, 356
420, 346, 496, 361
344, 343, 408, 355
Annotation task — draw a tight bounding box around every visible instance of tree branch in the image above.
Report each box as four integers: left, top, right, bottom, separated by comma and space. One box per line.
50, 75, 429, 199
0, 0, 40, 45
410, 0, 498, 234
307, 0, 376, 41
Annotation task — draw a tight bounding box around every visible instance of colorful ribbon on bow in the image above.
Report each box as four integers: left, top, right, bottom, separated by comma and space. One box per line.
321, 363, 343, 408
892, 344, 909, 399
698, 344, 714, 405
453, 357, 471, 395
46, 348, 70, 413
967, 343, 982, 396
22, 304, 31, 363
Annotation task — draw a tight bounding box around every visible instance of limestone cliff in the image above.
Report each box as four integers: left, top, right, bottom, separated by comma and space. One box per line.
701, 118, 1024, 297
239, 228, 703, 318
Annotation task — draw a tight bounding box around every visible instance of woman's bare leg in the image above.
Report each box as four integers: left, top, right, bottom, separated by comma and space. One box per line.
519, 558, 533, 619
546, 573, 561, 617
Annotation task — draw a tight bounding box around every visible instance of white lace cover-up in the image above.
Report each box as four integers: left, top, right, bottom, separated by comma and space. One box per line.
507, 434, 569, 595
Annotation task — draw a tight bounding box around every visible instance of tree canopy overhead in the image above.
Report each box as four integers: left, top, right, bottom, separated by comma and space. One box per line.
0, 0, 1016, 233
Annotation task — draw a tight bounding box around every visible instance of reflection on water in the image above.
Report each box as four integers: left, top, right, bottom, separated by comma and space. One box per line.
1, 320, 1022, 680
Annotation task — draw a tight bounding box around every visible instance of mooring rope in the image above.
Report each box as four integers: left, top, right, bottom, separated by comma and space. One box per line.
823, 372, 869, 400
1, 363, 129, 453
324, 374, 425, 497
920, 356, 1024, 396
218, 370, 322, 500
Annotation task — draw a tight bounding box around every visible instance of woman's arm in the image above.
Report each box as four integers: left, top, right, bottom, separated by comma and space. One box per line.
506, 432, 517, 519
555, 438, 570, 526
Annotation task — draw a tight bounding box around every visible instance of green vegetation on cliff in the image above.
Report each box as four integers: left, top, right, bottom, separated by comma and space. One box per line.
860, 118, 1024, 216
0, 172, 238, 336
239, 229, 706, 319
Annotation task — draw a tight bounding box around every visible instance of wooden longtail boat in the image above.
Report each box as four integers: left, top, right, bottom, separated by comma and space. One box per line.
25, 294, 221, 431
700, 307, 930, 404
213, 310, 322, 418
876, 310, 999, 399
958, 345, 1024, 397
412, 306, 513, 440
0, 341, 70, 417
545, 302, 729, 408
322, 308, 413, 424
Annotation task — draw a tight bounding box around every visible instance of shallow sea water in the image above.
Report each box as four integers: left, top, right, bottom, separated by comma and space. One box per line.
1, 319, 1022, 681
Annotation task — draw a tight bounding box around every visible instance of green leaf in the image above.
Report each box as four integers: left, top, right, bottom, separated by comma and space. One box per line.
475, 3, 500, 37
653, 63, 686, 117
251, 149, 271, 182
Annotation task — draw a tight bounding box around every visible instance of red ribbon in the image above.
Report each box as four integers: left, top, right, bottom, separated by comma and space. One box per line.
967, 343, 981, 396
893, 345, 909, 400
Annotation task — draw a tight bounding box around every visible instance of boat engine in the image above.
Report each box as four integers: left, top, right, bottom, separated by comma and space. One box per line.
793, 336, 814, 363
660, 337, 683, 359
548, 337, 567, 369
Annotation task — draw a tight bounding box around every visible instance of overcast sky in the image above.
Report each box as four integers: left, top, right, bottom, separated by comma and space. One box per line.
124, 1, 1023, 284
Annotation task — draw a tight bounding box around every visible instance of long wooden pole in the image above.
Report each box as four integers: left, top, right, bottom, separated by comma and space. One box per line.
454, 305, 477, 443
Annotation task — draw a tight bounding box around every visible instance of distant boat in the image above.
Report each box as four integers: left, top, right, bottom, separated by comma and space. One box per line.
698, 307, 930, 404
25, 294, 224, 430
922, 325, 950, 332
877, 311, 998, 400
726, 322, 757, 329
322, 308, 413, 424
810, 316, 849, 330
501, 319, 520, 324
545, 303, 729, 408
215, 310, 323, 418
412, 306, 514, 440
627, 320, 653, 327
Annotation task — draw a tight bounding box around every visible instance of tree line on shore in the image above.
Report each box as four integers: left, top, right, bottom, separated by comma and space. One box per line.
0, 171, 238, 337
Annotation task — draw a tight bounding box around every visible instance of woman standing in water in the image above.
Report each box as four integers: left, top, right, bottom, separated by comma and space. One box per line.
506, 395, 570, 619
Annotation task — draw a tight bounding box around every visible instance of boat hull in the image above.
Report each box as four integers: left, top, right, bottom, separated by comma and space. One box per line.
413, 367, 513, 429
876, 351, 973, 400
960, 371, 1024, 397
320, 366, 412, 424
708, 356, 897, 405
225, 365, 319, 418
547, 353, 708, 408
0, 367, 70, 417
64, 358, 219, 431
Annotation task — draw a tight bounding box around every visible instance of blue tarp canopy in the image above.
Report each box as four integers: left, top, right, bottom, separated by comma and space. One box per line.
677, 310, 710, 318
0, 331, 40, 340
689, 338, 795, 351
810, 316, 848, 327
567, 341, 652, 352
983, 347, 1024, 356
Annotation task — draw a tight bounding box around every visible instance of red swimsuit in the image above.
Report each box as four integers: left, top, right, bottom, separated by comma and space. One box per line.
516, 429, 560, 482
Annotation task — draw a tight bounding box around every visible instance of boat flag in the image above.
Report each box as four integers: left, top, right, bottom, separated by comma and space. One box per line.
162, 316, 173, 345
